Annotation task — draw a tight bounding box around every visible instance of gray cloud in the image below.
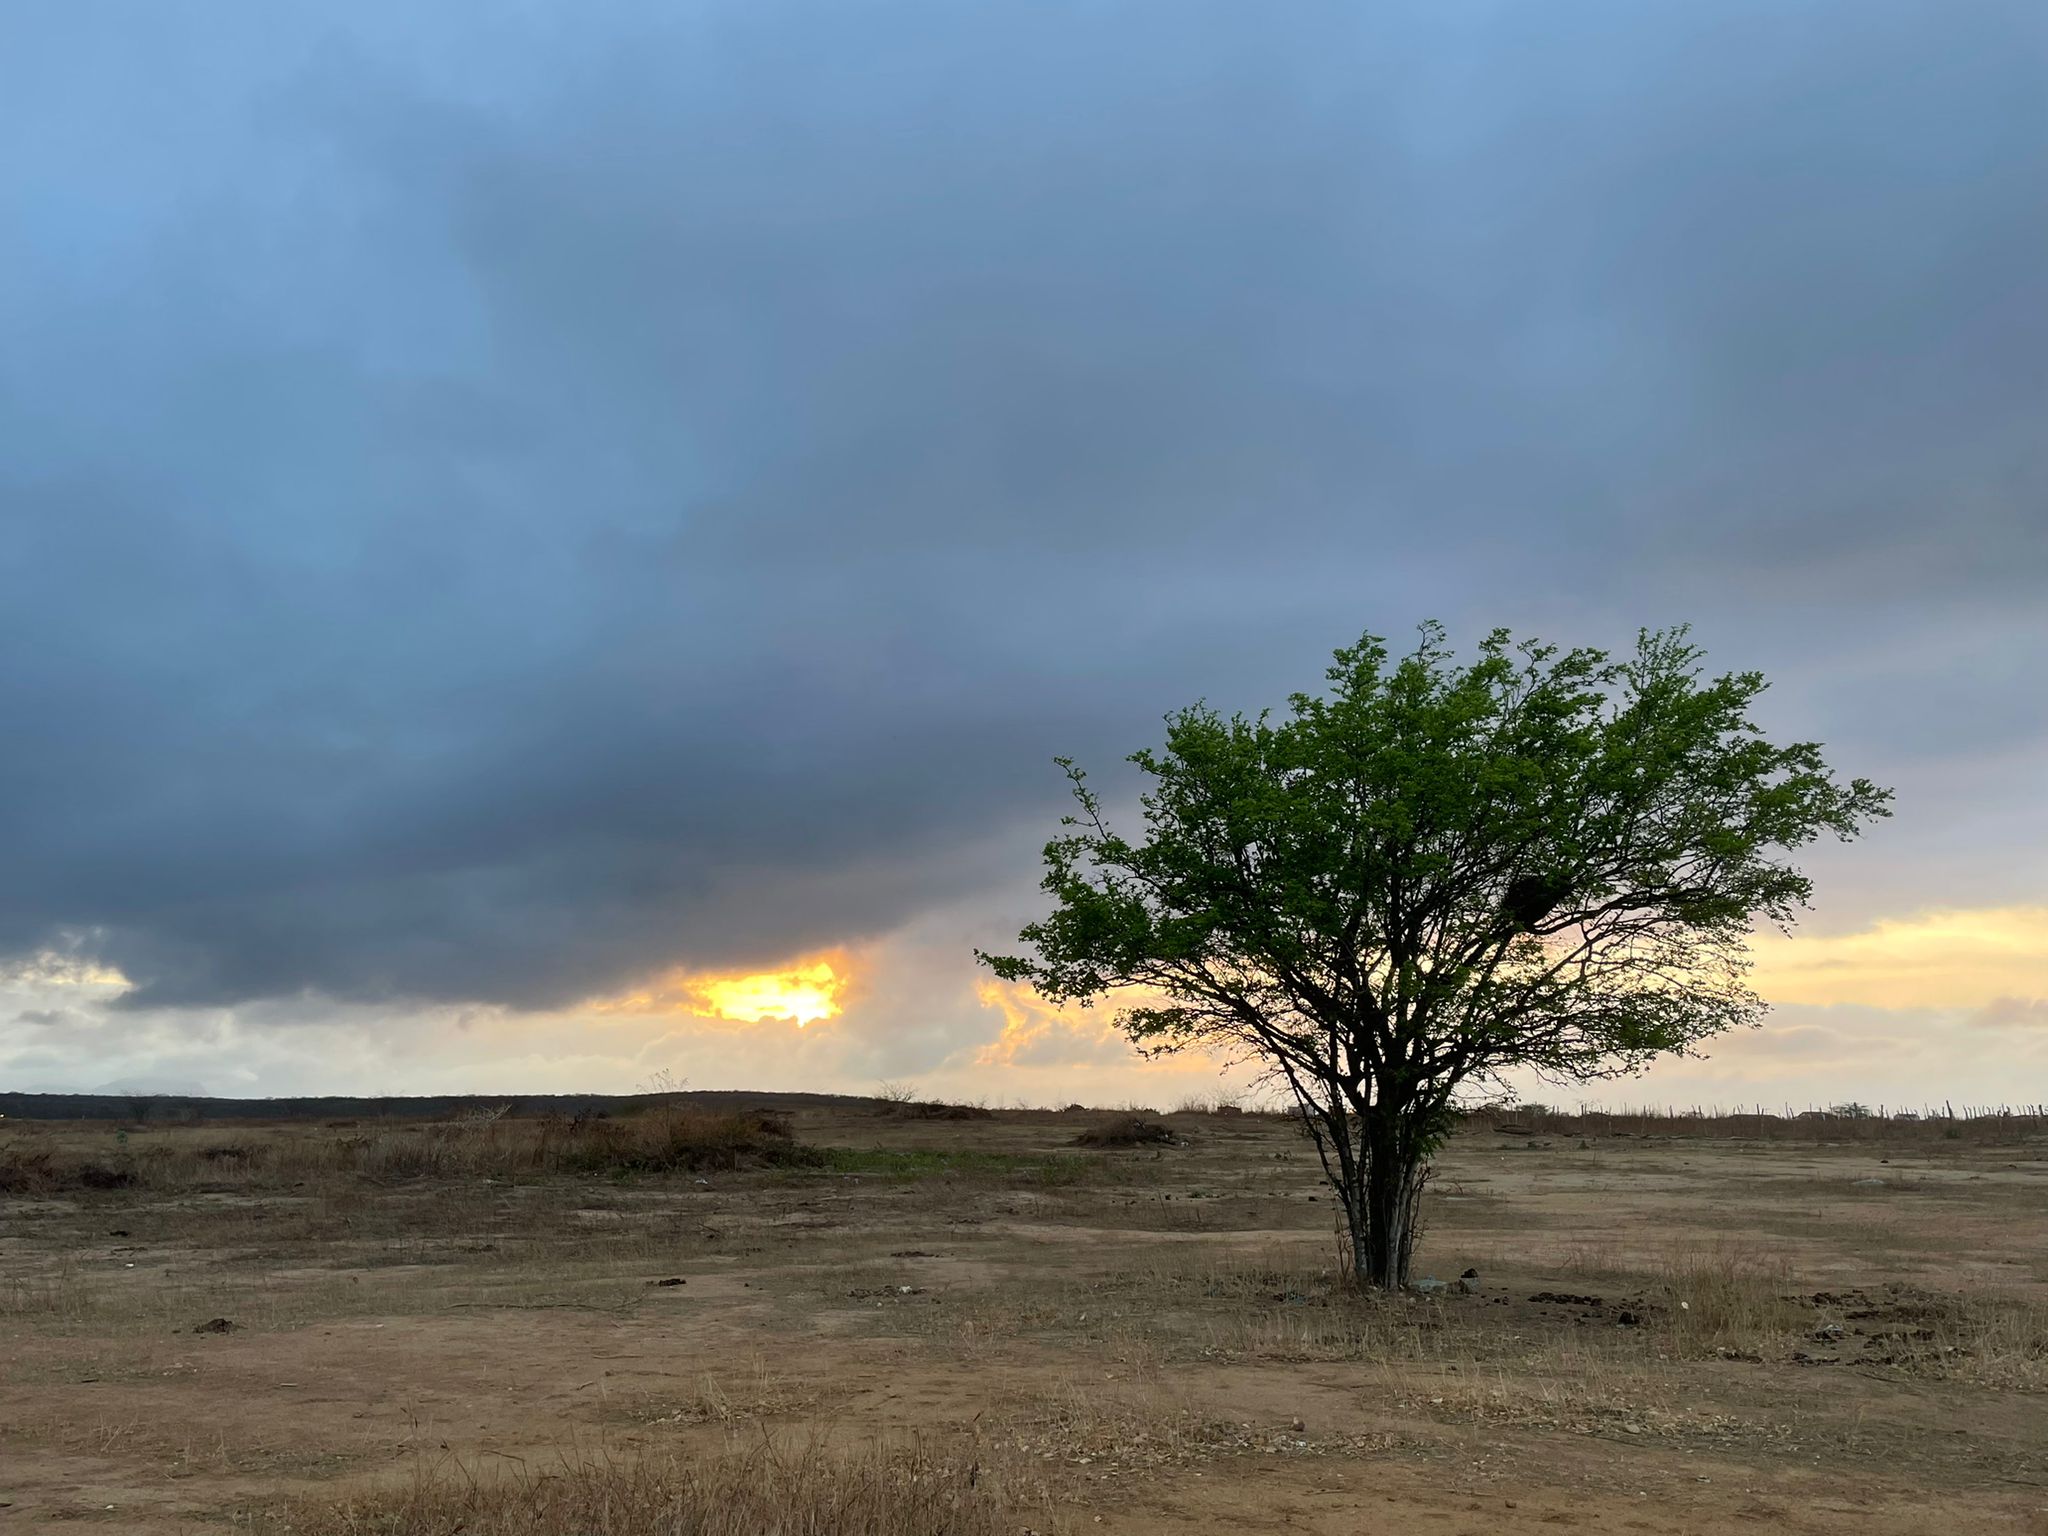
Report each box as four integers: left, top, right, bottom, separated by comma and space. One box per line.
3, 1, 2044, 1015
1970, 997, 2048, 1030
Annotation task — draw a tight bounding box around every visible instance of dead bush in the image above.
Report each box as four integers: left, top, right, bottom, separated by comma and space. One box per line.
1074, 1117, 1177, 1148
882, 1101, 996, 1121
0, 1142, 135, 1195
0, 1143, 57, 1194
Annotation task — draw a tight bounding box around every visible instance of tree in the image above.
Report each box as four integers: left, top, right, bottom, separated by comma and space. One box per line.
978, 625, 1890, 1288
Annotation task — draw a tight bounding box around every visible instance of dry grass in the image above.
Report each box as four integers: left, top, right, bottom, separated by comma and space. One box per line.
910, 1245, 1468, 1372
248, 1437, 1051, 1536
1555, 1241, 2048, 1385
0, 1109, 818, 1197
1554, 1240, 1808, 1353
914, 1234, 2048, 1406
1481, 1103, 2048, 1147
625, 1359, 824, 1428
8, 1102, 2047, 1530
999, 1378, 1407, 1471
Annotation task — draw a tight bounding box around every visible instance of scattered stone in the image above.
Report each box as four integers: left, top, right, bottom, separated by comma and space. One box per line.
193, 1317, 238, 1334
106, 1230, 129, 1237
1616, 1309, 1642, 1326
1812, 1323, 1846, 1342
1529, 1291, 1604, 1307
1460, 1267, 1479, 1279
890, 1249, 940, 1258
1455, 1278, 1478, 1296
649, 1277, 686, 1287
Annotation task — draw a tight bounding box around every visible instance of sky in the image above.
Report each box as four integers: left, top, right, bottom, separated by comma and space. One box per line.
3, 1, 2045, 1110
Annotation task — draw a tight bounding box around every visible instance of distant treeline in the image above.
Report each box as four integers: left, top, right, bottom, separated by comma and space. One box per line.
0, 1089, 870, 1123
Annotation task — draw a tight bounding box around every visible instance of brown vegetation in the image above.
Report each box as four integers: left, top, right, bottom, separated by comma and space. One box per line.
0, 1106, 815, 1197
1477, 1103, 2048, 1145
260, 1438, 1038, 1536
1073, 1116, 1179, 1147
2, 1099, 2045, 1533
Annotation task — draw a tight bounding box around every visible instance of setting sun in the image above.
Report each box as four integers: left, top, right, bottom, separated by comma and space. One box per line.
685, 960, 845, 1026
585, 954, 852, 1026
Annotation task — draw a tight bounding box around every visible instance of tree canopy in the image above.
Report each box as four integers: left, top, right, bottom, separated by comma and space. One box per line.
980, 625, 1891, 1286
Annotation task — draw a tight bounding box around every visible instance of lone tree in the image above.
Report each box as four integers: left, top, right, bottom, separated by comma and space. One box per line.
979, 626, 1889, 1288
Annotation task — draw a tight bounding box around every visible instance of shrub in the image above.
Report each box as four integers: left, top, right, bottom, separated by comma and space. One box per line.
554, 1110, 822, 1174
0, 1142, 135, 1195
1074, 1116, 1177, 1148
880, 1100, 995, 1122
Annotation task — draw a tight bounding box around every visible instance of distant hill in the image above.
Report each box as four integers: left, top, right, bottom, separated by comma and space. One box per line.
87, 1078, 213, 1099
0, 1088, 878, 1122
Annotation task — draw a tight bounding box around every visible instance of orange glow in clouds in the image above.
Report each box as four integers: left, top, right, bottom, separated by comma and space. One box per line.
590, 954, 852, 1026
685, 960, 845, 1026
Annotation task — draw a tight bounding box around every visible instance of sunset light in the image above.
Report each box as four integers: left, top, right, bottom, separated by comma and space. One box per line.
1748, 906, 2048, 1011
587, 955, 852, 1026
686, 960, 845, 1026
9, 8, 2044, 1522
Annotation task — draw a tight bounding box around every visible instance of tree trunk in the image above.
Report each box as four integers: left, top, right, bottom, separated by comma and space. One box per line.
1363, 1143, 1426, 1288
1338, 1120, 1428, 1289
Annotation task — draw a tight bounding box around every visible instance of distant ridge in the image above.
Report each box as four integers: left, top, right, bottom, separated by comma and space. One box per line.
0, 1088, 878, 1122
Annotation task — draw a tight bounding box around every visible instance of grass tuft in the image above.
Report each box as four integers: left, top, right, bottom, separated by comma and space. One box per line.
253, 1437, 1046, 1536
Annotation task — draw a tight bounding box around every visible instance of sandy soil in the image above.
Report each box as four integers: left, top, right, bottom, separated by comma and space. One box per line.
3, 1105, 2045, 1532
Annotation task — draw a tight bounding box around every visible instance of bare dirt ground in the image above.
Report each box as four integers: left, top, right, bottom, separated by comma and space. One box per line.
4, 1103, 2046, 1533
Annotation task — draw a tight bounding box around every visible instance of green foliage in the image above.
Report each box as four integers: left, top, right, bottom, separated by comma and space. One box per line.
983, 624, 1887, 1094
979, 624, 1889, 1283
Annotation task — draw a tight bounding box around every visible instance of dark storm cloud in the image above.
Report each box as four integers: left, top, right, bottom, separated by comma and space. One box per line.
3, 0, 2043, 1009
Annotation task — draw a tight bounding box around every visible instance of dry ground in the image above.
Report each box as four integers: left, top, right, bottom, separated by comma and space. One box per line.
3, 1102, 2046, 1533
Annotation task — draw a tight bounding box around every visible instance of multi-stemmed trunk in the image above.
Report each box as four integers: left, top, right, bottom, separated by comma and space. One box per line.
1327, 1105, 1430, 1289
1362, 1126, 1428, 1288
